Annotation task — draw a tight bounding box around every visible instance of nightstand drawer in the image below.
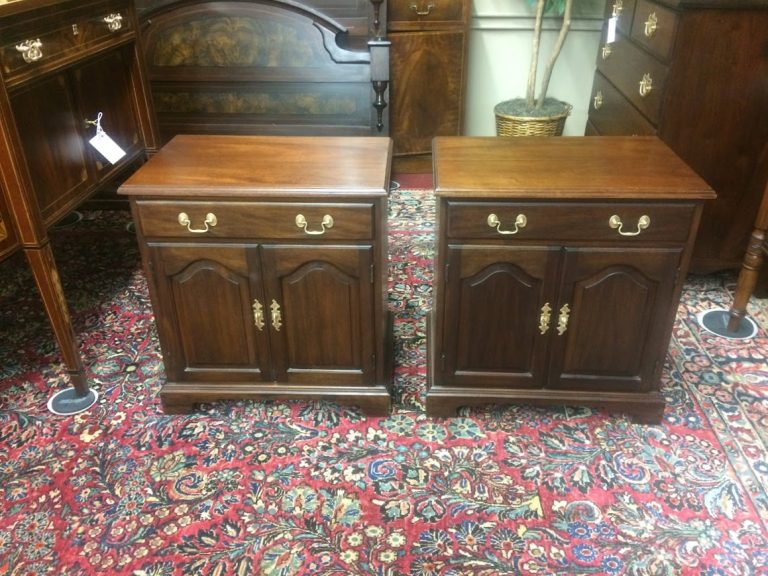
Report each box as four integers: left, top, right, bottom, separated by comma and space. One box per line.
445, 201, 696, 243
631, 0, 678, 61
589, 72, 656, 136
134, 201, 375, 240
0, 2, 132, 86
598, 34, 667, 125
388, 0, 466, 27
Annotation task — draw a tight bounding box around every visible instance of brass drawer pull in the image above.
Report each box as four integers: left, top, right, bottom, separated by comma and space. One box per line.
601, 45, 612, 60
639, 73, 653, 97
539, 303, 552, 335
252, 299, 265, 331
644, 12, 658, 37
295, 214, 334, 235
410, 1, 434, 16
270, 299, 282, 331
487, 213, 527, 235
178, 212, 217, 233
611, 0, 623, 17
15, 39, 43, 64
593, 91, 604, 110
557, 304, 570, 336
609, 214, 651, 236
103, 13, 124, 32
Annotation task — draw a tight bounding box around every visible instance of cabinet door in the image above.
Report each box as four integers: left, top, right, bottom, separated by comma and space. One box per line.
9, 73, 93, 226
441, 245, 560, 389
260, 245, 375, 386
389, 29, 466, 156
548, 247, 682, 392
73, 47, 143, 178
148, 244, 270, 383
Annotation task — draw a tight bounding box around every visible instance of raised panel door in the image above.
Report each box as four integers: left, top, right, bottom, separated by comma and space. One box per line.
261, 244, 375, 386
441, 245, 560, 389
148, 244, 270, 383
548, 247, 682, 392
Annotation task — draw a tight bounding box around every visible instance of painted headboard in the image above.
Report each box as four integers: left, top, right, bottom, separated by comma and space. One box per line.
136, 0, 389, 143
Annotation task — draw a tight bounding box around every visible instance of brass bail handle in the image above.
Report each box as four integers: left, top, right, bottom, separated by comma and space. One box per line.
609, 214, 651, 236
410, 1, 435, 16
487, 213, 527, 235
178, 212, 218, 233
295, 214, 334, 235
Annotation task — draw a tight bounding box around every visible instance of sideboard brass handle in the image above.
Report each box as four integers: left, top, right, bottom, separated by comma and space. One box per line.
103, 13, 124, 32
16, 39, 43, 63
270, 299, 282, 331
410, 1, 434, 16
639, 73, 653, 97
539, 303, 552, 335
644, 12, 658, 37
557, 304, 570, 336
295, 214, 334, 235
593, 91, 604, 110
487, 213, 527, 235
601, 45, 612, 60
611, 0, 623, 17
252, 299, 265, 331
609, 214, 651, 236
178, 212, 217, 233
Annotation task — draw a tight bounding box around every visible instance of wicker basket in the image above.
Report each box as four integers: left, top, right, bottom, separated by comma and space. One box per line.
494, 99, 572, 137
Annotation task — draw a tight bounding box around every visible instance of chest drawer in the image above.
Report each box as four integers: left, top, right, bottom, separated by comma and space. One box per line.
631, 0, 678, 61
598, 34, 667, 125
388, 0, 466, 26
0, 2, 132, 86
134, 200, 375, 240
444, 201, 696, 244
605, 0, 637, 36
589, 72, 656, 136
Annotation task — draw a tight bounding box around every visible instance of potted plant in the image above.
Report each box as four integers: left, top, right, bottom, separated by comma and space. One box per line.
495, 0, 574, 136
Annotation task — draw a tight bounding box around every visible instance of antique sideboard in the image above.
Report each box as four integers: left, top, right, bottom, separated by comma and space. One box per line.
0, 0, 159, 412
586, 0, 768, 273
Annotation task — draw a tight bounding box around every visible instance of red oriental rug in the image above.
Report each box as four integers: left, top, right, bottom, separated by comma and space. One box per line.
1, 182, 767, 575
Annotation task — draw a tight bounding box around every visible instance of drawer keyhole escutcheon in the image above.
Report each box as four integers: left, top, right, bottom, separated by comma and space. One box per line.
593, 91, 604, 110
557, 304, 570, 336
639, 73, 653, 97
487, 213, 527, 235
270, 300, 282, 331
410, 1, 435, 16
539, 303, 552, 335
178, 212, 217, 233
16, 39, 43, 63
103, 13, 124, 32
644, 12, 658, 37
609, 214, 651, 236
295, 214, 334, 235
252, 299, 265, 331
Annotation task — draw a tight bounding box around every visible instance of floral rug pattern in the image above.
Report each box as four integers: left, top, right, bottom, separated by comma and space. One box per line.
1, 187, 767, 575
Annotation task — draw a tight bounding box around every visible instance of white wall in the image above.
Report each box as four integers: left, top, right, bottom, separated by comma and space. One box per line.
464, 0, 605, 136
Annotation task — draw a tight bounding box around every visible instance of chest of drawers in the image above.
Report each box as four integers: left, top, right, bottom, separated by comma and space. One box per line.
587, 0, 768, 273
428, 136, 715, 424
119, 135, 393, 415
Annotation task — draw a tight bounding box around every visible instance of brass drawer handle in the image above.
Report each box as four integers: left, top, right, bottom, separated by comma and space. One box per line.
295, 214, 333, 235
593, 90, 604, 110
410, 1, 434, 16
177, 212, 217, 233
611, 0, 623, 17
487, 213, 527, 235
15, 39, 43, 63
644, 12, 658, 37
270, 299, 282, 331
103, 13, 124, 32
539, 303, 552, 335
252, 299, 265, 331
601, 44, 612, 60
639, 73, 653, 97
609, 214, 651, 236
557, 304, 570, 336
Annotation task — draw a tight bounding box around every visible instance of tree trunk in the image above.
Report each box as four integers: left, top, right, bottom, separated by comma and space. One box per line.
526, 0, 546, 109
535, 0, 573, 109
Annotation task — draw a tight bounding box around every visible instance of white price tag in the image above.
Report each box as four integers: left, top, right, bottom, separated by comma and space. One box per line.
607, 16, 617, 43
89, 129, 126, 164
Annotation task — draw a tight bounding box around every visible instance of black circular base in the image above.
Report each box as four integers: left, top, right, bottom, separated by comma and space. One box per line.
389, 180, 400, 191
697, 308, 758, 340
47, 387, 99, 415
